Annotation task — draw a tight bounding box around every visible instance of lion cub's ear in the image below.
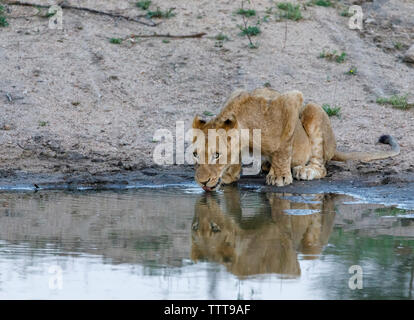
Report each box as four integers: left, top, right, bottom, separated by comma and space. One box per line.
222, 115, 237, 130
192, 115, 207, 129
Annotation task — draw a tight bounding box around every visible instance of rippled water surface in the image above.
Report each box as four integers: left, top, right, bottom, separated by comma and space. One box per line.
0, 186, 413, 299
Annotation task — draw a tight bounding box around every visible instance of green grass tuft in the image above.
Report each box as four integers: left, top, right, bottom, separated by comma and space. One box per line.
277, 2, 302, 21
136, 1, 151, 10
239, 25, 261, 37
0, 4, 8, 27
313, 0, 332, 7
374, 207, 409, 216
376, 95, 410, 110
236, 8, 256, 17
215, 33, 229, 41
0, 15, 8, 27
322, 104, 341, 117
147, 7, 175, 19
340, 8, 352, 17
336, 52, 346, 63
319, 50, 346, 63
109, 38, 123, 44
394, 42, 403, 50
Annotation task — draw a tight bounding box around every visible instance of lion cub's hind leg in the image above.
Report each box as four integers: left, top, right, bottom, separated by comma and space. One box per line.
293, 103, 327, 181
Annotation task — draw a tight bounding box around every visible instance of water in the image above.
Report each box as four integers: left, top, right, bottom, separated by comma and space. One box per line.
0, 186, 413, 299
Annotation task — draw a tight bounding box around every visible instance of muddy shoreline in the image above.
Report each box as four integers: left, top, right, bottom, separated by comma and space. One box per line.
1, 165, 414, 209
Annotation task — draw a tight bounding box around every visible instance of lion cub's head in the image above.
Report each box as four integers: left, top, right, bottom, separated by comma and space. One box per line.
191, 115, 239, 191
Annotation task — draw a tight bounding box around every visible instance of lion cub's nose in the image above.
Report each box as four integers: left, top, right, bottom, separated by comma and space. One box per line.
199, 178, 210, 186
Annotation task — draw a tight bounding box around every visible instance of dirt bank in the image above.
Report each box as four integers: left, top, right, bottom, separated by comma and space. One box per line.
0, 0, 413, 182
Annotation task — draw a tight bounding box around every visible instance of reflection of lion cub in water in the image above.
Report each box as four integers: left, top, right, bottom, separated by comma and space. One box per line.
190, 188, 336, 277
192, 88, 399, 190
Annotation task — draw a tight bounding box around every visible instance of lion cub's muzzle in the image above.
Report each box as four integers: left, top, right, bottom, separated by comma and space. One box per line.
198, 178, 221, 192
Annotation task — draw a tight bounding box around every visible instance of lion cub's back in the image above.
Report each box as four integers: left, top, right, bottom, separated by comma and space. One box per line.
251, 88, 281, 101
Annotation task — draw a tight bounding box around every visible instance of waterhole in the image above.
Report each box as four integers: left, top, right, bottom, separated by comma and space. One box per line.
0, 186, 413, 299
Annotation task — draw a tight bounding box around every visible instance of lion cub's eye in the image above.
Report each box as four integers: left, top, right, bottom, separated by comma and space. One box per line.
214, 153, 220, 159
193, 151, 198, 158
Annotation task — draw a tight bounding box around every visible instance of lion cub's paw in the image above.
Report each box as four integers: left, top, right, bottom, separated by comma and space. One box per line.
221, 173, 240, 185
266, 171, 293, 187
221, 165, 241, 185
293, 165, 326, 181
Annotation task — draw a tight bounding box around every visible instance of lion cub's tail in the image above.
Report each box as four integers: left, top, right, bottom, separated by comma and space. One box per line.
332, 135, 400, 162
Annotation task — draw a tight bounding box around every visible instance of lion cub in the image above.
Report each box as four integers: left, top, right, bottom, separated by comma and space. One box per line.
192, 88, 399, 190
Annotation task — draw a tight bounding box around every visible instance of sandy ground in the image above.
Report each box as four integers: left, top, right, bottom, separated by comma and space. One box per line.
0, 0, 413, 184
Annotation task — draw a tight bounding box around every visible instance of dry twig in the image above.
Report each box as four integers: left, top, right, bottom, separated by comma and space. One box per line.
4, 0, 158, 26
125, 32, 206, 40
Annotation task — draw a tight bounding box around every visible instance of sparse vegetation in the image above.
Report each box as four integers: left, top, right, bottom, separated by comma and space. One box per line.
394, 42, 403, 50
109, 38, 123, 44
147, 7, 176, 19
336, 52, 346, 63
239, 25, 261, 37
322, 104, 341, 117
376, 95, 410, 110
346, 66, 357, 75
238, 1, 260, 49
236, 8, 256, 17
214, 33, 229, 48
0, 15, 7, 27
38, 121, 48, 127
313, 0, 333, 7
277, 2, 302, 21
135, 1, 176, 19
262, 15, 270, 22
264, 82, 272, 88
339, 7, 352, 17
203, 111, 214, 116
215, 33, 230, 41
162, 39, 170, 44
0, 4, 8, 27
136, 1, 152, 10
319, 50, 346, 63
374, 207, 409, 216
248, 42, 259, 49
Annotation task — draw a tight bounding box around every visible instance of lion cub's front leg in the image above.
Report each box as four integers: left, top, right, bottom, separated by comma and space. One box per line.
266, 147, 293, 187
265, 90, 303, 187
221, 164, 242, 185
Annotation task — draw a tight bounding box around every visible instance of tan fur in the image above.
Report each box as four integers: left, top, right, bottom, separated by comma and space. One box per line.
192, 87, 400, 188
191, 187, 336, 277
